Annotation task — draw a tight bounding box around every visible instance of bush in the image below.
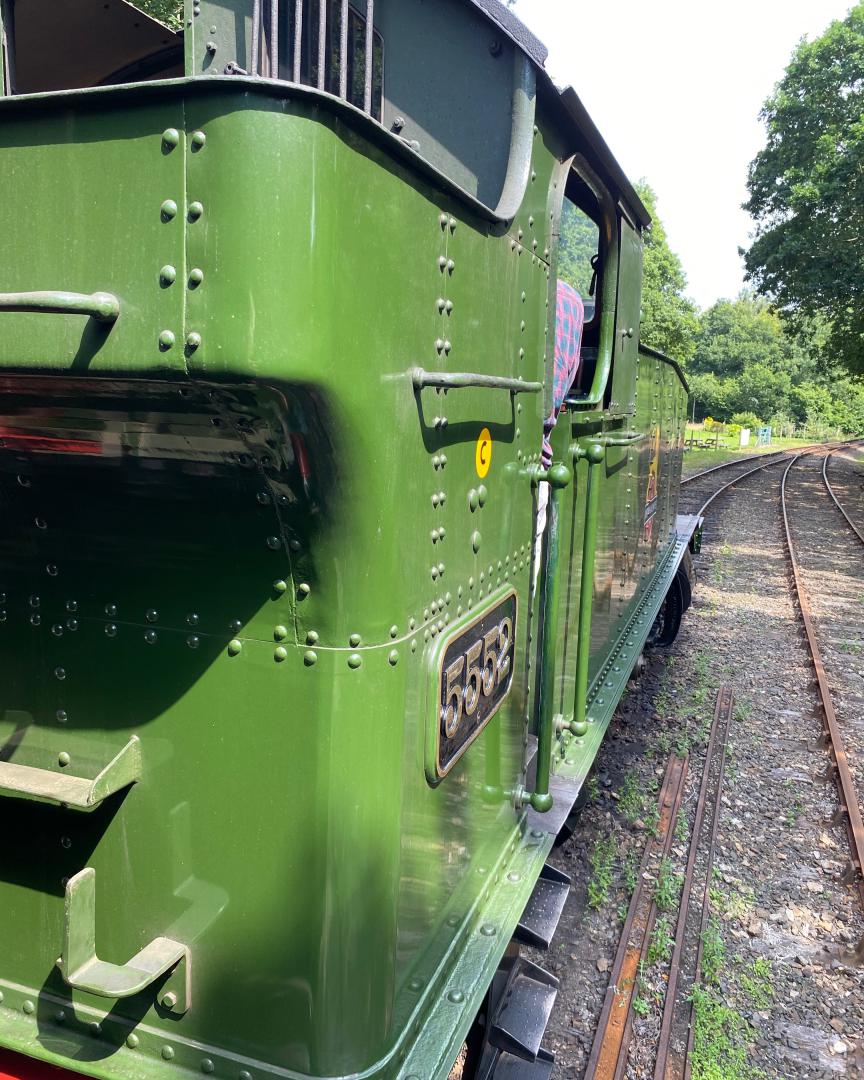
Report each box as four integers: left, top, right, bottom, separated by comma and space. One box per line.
729, 411, 761, 431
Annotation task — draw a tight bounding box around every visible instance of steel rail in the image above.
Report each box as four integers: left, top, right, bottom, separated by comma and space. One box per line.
654, 687, 734, 1080
583, 753, 689, 1080
822, 446, 864, 546
781, 450, 864, 911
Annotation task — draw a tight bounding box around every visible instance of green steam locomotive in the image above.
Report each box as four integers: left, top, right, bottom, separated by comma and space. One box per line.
0, 2, 696, 1078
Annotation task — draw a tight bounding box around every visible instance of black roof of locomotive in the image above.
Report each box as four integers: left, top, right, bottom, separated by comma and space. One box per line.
467, 0, 651, 230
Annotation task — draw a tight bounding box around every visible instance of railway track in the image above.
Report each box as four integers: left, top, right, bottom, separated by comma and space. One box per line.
782, 445, 864, 920
580, 440, 864, 1079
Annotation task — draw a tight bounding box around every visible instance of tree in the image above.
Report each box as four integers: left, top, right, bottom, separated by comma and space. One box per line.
133, 1, 183, 29
744, 5, 864, 375
633, 182, 699, 364
689, 293, 789, 380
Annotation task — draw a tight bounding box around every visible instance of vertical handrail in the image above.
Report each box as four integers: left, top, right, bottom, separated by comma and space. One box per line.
520, 463, 572, 813
363, 0, 374, 115
339, 0, 348, 99
292, 0, 303, 82
250, 0, 261, 75
570, 440, 605, 734
269, 0, 279, 77
317, 0, 327, 89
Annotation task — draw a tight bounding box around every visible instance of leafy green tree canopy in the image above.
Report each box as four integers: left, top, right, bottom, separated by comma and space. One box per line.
133, 1, 183, 30
744, 4, 864, 375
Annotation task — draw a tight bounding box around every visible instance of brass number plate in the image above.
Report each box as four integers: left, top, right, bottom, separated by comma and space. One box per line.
435, 592, 517, 778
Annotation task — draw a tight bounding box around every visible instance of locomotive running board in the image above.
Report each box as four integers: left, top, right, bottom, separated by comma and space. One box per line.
513, 863, 570, 950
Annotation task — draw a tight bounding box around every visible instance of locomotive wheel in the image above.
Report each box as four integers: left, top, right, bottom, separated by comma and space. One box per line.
647, 572, 685, 647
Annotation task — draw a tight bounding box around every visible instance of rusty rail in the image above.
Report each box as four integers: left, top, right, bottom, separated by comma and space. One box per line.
652, 687, 734, 1080
822, 447, 864, 546
583, 753, 688, 1080
782, 452, 864, 911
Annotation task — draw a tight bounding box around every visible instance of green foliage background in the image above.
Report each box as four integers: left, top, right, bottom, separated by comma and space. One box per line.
133, 1, 183, 30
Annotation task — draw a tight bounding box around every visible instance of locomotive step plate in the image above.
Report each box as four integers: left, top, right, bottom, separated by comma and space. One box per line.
429, 590, 517, 782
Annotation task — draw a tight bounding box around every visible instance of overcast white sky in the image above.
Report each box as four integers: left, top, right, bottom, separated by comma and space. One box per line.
509, 0, 852, 310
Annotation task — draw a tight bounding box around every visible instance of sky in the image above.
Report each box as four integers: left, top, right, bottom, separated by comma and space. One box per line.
510, 0, 853, 310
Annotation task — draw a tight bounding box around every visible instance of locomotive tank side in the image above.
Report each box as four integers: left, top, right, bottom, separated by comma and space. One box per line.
0, 3, 696, 1079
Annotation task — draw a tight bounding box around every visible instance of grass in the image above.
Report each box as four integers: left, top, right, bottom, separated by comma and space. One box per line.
586, 774, 600, 804
682, 435, 810, 478
618, 770, 644, 824
653, 856, 680, 912
700, 917, 725, 987
587, 838, 616, 910
622, 849, 639, 894
690, 985, 763, 1080
675, 808, 689, 844
740, 957, 774, 1009
647, 913, 675, 966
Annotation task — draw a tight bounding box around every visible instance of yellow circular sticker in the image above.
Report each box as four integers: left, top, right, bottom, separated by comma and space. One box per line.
475, 428, 492, 478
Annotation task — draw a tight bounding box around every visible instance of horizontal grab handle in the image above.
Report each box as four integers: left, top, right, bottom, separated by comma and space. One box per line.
0, 736, 141, 810
411, 368, 542, 394
0, 291, 120, 322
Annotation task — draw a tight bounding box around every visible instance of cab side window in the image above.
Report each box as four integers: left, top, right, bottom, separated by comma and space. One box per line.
558, 197, 599, 325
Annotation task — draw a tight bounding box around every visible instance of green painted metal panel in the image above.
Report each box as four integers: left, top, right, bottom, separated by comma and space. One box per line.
609, 216, 642, 416
0, 71, 691, 1080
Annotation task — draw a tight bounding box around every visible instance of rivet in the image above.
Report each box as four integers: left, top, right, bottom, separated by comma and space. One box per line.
191, 131, 207, 151
201, 1061, 215, 1075
227, 639, 242, 656
17, 474, 31, 487
411, 638, 418, 652
437, 297, 446, 313
55, 667, 66, 681
289, 538, 302, 551
55, 1010, 66, 1023
478, 485, 488, 506
348, 653, 362, 669
35, 517, 47, 529
188, 201, 204, 221
448, 990, 465, 1004
146, 609, 159, 623
105, 603, 117, 616
447, 259, 455, 274
438, 256, 447, 271
431, 566, 439, 580
160, 199, 178, 221
29, 595, 40, 608
186, 332, 202, 351
435, 338, 445, 354
439, 212, 449, 229
239, 1073, 252, 1080
58, 752, 70, 767
52, 623, 63, 637
159, 329, 176, 350
297, 583, 311, 599
60, 836, 71, 849
126, 1035, 140, 1049
445, 300, 454, 314
161, 991, 178, 1010
449, 216, 457, 232
56, 710, 67, 723
480, 924, 497, 936
349, 633, 362, 647
160, 264, 177, 287
22, 1001, 35, 1015
66, 617, 78, 631
507, 871, 521, 883
145, 630, 158, 645
105, 623, 118, 637
162, 1047, 175, 1061
388, 650, 399, 667
274, 625, 289, 642
266, 536, 281, 550
306, 631, 319, 645
162, 128, 180, 150
303, 650, 317, 666
472, 531, 482, 553
390, 625, 398, 638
